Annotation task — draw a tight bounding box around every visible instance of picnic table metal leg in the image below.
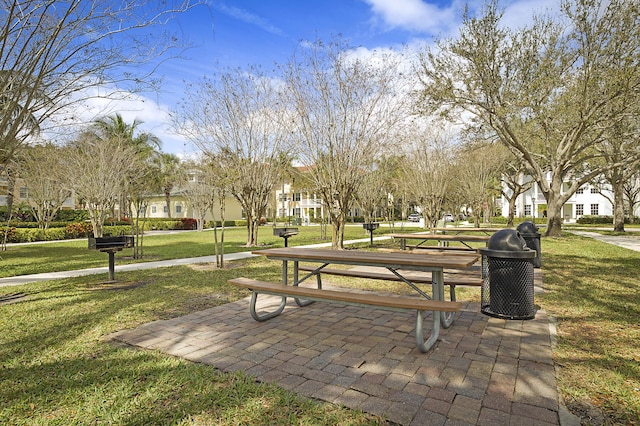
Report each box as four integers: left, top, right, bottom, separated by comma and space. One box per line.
415, 309, 440, 352
293, 260, 315, 307
249, 291, 287, 321
432, 269, 455, 328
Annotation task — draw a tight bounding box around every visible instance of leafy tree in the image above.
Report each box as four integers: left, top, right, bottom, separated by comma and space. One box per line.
415, 0, 640, 236
0, 1, 198, 168
156, 153, 185, 219
453, 141, 504, 227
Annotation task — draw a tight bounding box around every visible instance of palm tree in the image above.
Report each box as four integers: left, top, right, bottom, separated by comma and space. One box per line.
155, 153, 184, 219
91, 113, 161, 220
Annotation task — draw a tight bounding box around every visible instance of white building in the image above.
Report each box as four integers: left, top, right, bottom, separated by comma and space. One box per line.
500, 174, 618, 222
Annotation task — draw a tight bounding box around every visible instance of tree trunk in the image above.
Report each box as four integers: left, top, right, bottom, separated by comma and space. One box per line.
165, 189, 172, 218
613, 182, 626, 232
545, 196, 564, 237
331, 219, 345, 249
246, 217, 259, 246
507, 197, 517, 227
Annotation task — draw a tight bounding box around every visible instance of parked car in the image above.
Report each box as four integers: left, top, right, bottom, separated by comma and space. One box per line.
408, 213, 421, 222
443, 214, 454, 222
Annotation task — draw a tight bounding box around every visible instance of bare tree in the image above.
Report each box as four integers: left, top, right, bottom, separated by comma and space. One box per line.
454, 142, 504, 227
623, 171, 640, 224
415, 0, 640, 237
283, 38, 409, 248
16, 144, 71, 230
174, 67, 290, 246
181, 161, 215, 231
354, 165, 387, 224
62, 133, 141, 238
0, 0, 199, 167
400, 127, 455, 230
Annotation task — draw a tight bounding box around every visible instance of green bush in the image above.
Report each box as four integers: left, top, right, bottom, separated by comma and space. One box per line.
65, 222, 93, 238
6, 227, 67, 243
103, 225, 133, 236
55, 210, 90, 222
576, 215, 638, 225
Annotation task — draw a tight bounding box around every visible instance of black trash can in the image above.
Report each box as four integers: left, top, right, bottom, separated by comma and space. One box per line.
479, 229, 536, 320
517, 221, 541, 268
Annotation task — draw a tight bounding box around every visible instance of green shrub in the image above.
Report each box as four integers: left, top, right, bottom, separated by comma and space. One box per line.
8, 227, 66, 243
103, 225, 133, 236
65, 222, 93, 238
55, 210, 90, 222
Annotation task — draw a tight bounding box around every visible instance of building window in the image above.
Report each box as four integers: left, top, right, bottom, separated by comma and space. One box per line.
524, 204, 532, 216
293, 193, 301, 201
576, 187, 584, 194
590, 204, 599, 215
163, 205, 168, 213
293, 208, 301, 217
590, 187, 599, 194
176, 204, 182, 214
19, 187, 28, 198
151, 205, 157, 214
576, 204, 584, 216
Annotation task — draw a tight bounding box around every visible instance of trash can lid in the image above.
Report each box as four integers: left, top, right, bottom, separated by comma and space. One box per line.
516, 221, 539, 235
488, 229, 527, 251
479, 229, 536, 258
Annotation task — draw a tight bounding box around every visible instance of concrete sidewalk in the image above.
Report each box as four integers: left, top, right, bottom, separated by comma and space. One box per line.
0, 252, 258, 288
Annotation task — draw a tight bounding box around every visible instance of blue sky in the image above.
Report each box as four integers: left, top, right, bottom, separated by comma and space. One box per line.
92, 0, 559, 156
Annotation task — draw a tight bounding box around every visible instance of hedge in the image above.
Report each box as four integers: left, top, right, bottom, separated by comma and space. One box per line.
576, 215, 639, 224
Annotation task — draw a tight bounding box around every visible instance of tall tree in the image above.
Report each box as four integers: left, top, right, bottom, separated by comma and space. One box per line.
92, 113, 161, 220
0, 1, 198, 168
454, 142, 504, 227
415, 0, 640, 237
156, 153, 184, 219
400, 126, 455, 229
283, 38, 409, 248
16, 144, 71, 230
174, 67, 290, 246
62, 133, 142, 238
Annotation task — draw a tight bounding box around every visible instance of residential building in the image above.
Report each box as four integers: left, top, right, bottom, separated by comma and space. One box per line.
499, 173, 634, 222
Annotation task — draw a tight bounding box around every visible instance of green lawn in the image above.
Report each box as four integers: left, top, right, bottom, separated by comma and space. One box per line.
0, 224, 412, 278
1, 228, 638, 424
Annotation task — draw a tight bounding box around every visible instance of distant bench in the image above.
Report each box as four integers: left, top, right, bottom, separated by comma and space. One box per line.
228, 277, 462, 353
297, 265, 482, 301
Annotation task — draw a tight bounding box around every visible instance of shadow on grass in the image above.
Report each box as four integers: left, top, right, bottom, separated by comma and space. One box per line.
3, 260, 384, 424
540, 236, 640, 424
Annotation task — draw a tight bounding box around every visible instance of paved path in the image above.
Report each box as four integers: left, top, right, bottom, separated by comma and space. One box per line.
567, 230, 640, 252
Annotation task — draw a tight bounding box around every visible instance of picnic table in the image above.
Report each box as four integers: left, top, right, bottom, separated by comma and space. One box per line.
389, 232, 491, 251
229, 247, 478, 352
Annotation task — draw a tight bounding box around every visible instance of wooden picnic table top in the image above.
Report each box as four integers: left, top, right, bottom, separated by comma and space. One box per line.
388, 233, 491, 243
252, 247, 479, 270
431, 227, 504, 233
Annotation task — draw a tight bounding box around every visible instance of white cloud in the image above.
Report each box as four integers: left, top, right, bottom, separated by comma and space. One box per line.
215, 2, 285, 36
363, 0, 459, 35
42, 84, 192, 156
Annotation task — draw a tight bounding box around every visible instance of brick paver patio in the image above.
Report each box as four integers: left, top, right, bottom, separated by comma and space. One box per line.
110, 269, 562, 425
